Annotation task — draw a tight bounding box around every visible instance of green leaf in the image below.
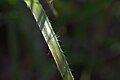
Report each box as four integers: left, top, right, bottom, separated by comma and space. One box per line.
24, 0, 74, 79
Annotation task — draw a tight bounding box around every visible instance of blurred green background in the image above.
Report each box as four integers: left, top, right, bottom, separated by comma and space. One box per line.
0, 0, 120, 80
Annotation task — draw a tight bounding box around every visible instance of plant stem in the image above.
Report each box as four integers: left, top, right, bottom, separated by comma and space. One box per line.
24, 0, 74, 79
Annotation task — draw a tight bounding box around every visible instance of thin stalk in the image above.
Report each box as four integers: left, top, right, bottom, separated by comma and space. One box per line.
7, 12, 20, 80
24, 0, 74, 79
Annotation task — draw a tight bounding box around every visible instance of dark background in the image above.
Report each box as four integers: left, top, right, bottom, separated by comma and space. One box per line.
0, 0, 120, 80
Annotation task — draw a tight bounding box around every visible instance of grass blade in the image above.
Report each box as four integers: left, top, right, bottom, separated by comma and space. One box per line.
24, 0, 74, 79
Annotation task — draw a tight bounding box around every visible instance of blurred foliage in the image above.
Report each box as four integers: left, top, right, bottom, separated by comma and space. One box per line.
0, 0, 120, 80
0, 0, 59, 79
53, 0, 120, 80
